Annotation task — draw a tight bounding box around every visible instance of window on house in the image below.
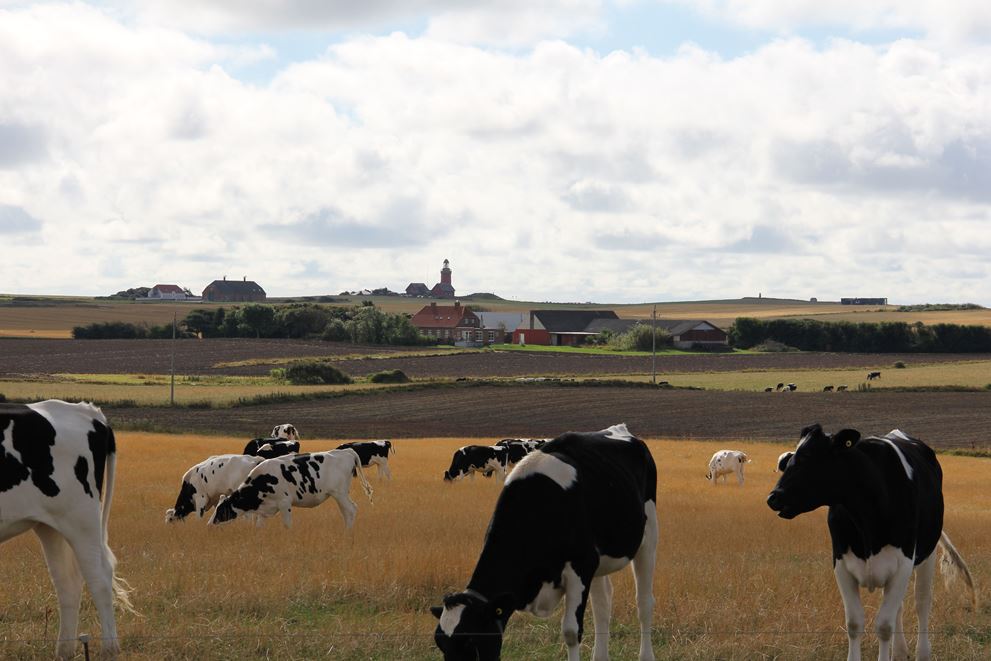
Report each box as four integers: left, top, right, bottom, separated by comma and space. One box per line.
475, 331, 483, 341
488, 331, 495, 341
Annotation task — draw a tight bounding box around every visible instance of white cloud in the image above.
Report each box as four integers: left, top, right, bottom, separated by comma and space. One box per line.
0, 3, 989, 303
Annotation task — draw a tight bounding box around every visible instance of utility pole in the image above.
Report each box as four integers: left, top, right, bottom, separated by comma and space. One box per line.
170, 310, 176, 406
651, 304, 657, 385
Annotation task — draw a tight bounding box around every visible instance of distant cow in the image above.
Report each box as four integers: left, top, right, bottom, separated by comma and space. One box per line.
768, 425, 977, 661
786, 383, 797, 391
867, 371, 881, 380
775, 383, 784, 391
706, 450, 751, 485
209, 450, 373, 529
443, 445, 509, 481
243, 439, 300, 459
432, 423, 657, 661
495, 438, 548, 469
823, 385, 834, 392
0, 401, 133, 660
764, 387, 773, 392
271, 423, 300, 440
166, 454, 264, 522
335, 440, 394, 479
837, 385, 848, 391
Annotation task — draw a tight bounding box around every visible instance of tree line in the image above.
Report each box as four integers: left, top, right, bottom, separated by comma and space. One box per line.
73, 303, 428, 345
729, 317, 991, 353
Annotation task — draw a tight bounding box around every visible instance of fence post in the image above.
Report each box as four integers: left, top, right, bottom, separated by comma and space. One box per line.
79, 633, 90, 661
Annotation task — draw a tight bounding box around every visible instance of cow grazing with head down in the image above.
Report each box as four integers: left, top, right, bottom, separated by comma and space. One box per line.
867, 371, 882, 380
706, 450, 750, 485
0, 400, 133, 660
208, 449, 373, 529
432, 423, 658, 661
335, 440, 394, 479
166, 454, 265, 522
443, 445, 509, 481
768, 424, 976, 661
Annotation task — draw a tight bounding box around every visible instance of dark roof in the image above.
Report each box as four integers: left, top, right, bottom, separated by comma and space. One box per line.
431, 282, 455, 297
652, 319, 723, 336
584, 319, 644, 334
204, 280, 266, 295
406, 283, 430, 295
531, 309, 619, 332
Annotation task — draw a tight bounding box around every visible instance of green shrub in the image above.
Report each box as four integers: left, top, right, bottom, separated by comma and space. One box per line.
272, 361, 352, 385
369, 369, 410, 384
608, 324, 672, 352
894, 361, 907, 368
752, 340, 799, 352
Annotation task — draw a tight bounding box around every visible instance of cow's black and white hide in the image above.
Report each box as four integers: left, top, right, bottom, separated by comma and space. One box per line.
208, 449, 373, 529
768, 425, 977, 661
166, 454, 265, 522
494, 439, 548, 470
0, 400, 133, 660
867, 371, 882, 380
335, 440, 394, 479
243, 439, 300, 459
271, 423, 300, 440
432, 423, 658, 661
443, 445, 509, 481
705, 450, 750, 485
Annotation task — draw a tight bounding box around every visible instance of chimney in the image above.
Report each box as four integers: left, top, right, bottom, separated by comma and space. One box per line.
243, 276, 246, 281
430, 302, 437, 312
223, 275, 226, 281
454, 301, 461, 310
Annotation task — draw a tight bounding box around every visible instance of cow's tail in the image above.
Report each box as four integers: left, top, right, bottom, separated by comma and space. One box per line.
101, 428, 136, 614
350, 451, 374, 504
388, 440, 395, 455
938, 531, 978, 610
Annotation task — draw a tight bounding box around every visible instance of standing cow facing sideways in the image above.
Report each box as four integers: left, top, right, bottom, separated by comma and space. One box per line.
432, 423, 658, 661
443, 445, 509, 481
165, 454, 264, 522
0, 401, 133, 660
208, 449, 373, 529
768, 425, 976, 661
336, 440, 394, 479
706, 450, 751, 485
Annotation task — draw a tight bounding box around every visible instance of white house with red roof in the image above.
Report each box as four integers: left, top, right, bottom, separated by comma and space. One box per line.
147, 284, 190, 300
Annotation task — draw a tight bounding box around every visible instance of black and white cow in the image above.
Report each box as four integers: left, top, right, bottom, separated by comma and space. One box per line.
208, 449, 373, 529
242, 423, 301, 457
494, 439, 547, 470
165, 454, 265, 522
867, 371, 882, 380
432, 423, 658, 661
443, 445, 509, 481
335, 440, 394, 479
0, 401, 133, 660
768, 424, 976, 661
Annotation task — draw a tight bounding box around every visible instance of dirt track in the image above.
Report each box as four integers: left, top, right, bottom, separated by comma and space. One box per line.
106, 385, 991, 449
1, 338, 985, 378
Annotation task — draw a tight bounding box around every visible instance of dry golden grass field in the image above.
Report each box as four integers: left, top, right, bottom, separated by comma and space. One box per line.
0, 434, 987, 660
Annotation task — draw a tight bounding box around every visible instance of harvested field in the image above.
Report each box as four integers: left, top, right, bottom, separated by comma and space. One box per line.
1, 338, 986, 378
105, 385, 991, 449
0, 433, 986, 660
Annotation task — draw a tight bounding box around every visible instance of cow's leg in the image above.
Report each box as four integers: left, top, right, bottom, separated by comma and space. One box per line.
876, 562, 912, 661
335, 493, 358, 529
892, 602, 908, 661
913, 553, 936, 661
36, 525, 84, 660
64, 525, 120, 657
737, 469, 744, 486
590, 575, 613, 661
281, 506, 293, 529
834, 562, 864, 661
561, 563, 592, 661
632, 502, 658, 661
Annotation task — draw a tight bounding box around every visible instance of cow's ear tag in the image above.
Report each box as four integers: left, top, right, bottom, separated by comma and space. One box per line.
845, 440, 852, 448
495, 608, 503, 616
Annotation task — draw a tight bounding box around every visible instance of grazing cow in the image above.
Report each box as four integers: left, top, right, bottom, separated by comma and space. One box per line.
0, 400, 132, 660
786, 383, 797, 391
335, 440, 394, 479
775, 382, 785, 391
706, 450, 751, 485
432, 423, 658, 661
495, 439, 548, 469
867, 371, 882, 380
764, 387, 773, 392
823, 385, 834, 392
443, 445, 510, 481
837, 385, 848, 391
208, 450, 373, 529
768, 425, 977, 661
166, 454, 264, 522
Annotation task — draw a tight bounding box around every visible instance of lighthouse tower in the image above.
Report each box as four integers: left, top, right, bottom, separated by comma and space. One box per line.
431, 259, 455, 299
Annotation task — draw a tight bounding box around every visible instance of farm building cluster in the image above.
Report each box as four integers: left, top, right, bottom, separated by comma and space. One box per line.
409, 302, 728, 348
145, 277, 268, 303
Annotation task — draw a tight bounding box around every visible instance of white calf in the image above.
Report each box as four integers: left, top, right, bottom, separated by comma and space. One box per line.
706, 450, 751, 485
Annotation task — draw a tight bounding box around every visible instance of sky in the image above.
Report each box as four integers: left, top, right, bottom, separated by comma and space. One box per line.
1, 1, 990, 304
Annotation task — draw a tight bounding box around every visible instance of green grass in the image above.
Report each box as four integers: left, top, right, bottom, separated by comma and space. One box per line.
490, 343, 742, 357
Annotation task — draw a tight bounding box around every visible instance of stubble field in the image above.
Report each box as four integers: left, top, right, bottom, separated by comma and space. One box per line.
0, 433, 987, 660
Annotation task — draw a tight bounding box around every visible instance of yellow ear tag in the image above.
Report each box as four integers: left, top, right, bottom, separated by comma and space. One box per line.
845, 440, 852, 448
495, 608, 503, 616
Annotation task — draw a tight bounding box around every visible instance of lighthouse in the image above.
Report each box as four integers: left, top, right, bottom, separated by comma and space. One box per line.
431, 259, 456, 299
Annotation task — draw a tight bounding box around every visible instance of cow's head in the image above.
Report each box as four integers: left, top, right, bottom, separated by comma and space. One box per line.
444, 449, 468, 482
165, 480, 203, 523
767, 424, 861, 519
207, 474, 279, 526
272, 424, 300, 441
431, 591, 512, 661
